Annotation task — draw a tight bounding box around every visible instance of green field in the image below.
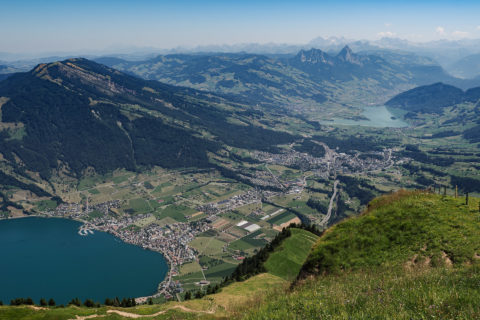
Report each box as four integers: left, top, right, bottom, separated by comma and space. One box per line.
154, 205, 195, 222
35, 199, 58, 211
264, 228, 319, 280
245, 191, 480, 319
203, 262, 236, 280
267, 211, 297, 225
190, 237, 226, 256
126, 198, 152, 215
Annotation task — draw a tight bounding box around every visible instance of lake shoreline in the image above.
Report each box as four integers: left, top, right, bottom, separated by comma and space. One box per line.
320, 105, 409, 128
0, 214, 170, 304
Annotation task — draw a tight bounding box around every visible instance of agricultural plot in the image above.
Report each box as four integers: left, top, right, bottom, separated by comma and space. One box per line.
154, 205, 194, 222
203, 262, 236, 280
134, 215, 157, 227
267, 211, 297, 225
173, 271, 205, 291
125, 198, 152, 215
179, 261, 202, 276
190, 237, 227, 256
227, 229, 269, 253
35, 199, 58, 211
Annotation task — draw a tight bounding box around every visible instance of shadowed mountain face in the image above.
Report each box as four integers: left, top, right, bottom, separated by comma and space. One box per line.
96, 46, 480, 108
0, 59, 294, 179
386, 82, 480, 114
448, 53, 480, 79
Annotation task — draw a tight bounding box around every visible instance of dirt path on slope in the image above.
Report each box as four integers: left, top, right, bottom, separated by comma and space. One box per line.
106, 305, 215, 318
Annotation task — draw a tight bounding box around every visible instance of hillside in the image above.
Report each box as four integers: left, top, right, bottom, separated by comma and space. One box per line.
449, 53, 480, 79
0, 58, 295, 180
248, 190, 480, 319
264, 228, 318, 281
97, 47, 480, 112
386, 82, 480, 114
3, 191, 480, 319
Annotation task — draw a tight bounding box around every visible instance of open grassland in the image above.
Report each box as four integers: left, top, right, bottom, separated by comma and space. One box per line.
264, 228, 319, 281
304, 190, 480, 274
241, 191, 480, 319
244, 264, 480, 319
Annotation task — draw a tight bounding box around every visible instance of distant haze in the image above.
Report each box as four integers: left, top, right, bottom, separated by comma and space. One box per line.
1, 0, 480, 56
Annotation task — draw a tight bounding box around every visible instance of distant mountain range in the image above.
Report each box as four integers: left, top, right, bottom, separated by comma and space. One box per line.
94, 46, 480, 110
448, 53, 480, 79
3, 36, 480, 76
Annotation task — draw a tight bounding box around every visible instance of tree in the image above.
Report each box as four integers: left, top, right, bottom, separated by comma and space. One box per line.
25, 297, 34, 305
105, 298, 113, 306
39, 298, 47, 307
147, 298, 153, 305
48, 298, 56, 307
130, 298, 136, 307
84, 299, 95, 308
69, 297, 81, 307
184, 291, 191, 300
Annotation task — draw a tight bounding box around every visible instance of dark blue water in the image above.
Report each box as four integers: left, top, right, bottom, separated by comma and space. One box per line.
0, 217, 168, 305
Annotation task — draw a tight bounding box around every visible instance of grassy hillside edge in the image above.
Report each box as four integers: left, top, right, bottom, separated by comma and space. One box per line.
3, 190, 480, 319
246, 190, 480, 319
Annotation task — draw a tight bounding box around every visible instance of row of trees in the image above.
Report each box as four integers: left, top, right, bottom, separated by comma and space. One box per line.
9, 297, 55, 306
183, 223, 324, 301
184, 284, 221, 301
6, 296, 136, 308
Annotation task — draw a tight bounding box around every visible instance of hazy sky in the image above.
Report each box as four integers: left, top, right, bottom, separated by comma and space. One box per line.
1, 0, 480, 53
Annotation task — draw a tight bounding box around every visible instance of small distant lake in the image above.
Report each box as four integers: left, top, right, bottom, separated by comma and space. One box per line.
322, 105, 408, 128
0, 217, 168, 305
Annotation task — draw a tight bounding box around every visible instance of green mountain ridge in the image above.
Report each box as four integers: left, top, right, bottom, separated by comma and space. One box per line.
0, 58, 295, 181
96, 47, 480, 112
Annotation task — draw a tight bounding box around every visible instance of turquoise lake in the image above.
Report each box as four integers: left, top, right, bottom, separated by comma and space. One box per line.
0, 217, 168, 305
322, 105, 408, 127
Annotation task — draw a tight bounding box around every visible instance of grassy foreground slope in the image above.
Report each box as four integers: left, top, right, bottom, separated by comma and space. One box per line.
3, 191, 480, 319
245, 190, 480, 319
264, 228, 319, 281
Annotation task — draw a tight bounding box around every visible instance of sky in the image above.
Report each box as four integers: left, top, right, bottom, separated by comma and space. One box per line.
1, 0, 480, 54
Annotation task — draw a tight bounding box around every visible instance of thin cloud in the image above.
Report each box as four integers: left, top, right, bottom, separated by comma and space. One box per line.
452, 30, 469, 38
436, 26, 445, 35
378, 31, 396, 38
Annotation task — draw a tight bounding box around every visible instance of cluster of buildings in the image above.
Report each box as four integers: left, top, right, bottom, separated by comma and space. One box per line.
43, 201, 212, 299
252, 148, 395, 177
197, 189, 262, 215
252, 150, 325, 170
34, 143, 399, 302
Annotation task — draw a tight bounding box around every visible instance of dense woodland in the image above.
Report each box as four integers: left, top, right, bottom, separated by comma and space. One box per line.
0, 59, 296, 180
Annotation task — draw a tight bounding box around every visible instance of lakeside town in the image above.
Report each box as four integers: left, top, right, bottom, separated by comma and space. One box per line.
1, 144, 402, 301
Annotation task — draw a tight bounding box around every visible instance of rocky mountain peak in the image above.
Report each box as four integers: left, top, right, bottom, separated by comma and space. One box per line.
295, 48, 334, 65
336, 45, 362, 65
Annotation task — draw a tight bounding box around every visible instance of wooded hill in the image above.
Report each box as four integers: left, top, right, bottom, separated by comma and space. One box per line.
96, 47, 480, 109
0, 58, 295, 181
